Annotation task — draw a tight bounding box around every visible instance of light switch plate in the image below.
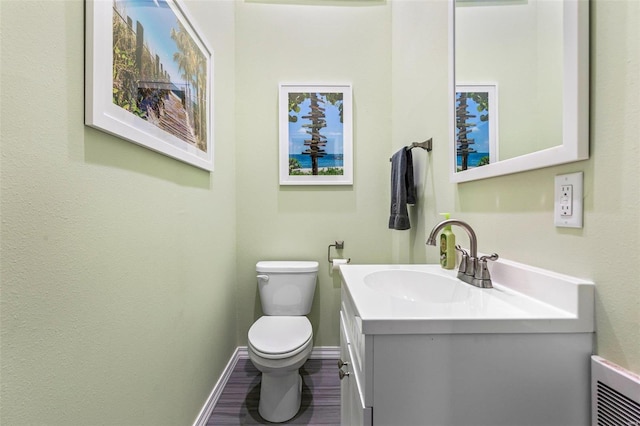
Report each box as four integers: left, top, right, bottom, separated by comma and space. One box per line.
554, 172, 583, 228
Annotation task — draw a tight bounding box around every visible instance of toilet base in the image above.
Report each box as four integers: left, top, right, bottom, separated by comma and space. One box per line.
258, 371, 302, 423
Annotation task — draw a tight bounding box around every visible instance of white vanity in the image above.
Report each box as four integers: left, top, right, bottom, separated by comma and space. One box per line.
338, 260, 594, 426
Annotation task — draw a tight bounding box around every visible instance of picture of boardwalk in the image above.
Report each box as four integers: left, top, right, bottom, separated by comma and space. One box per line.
112, 0, 208, 153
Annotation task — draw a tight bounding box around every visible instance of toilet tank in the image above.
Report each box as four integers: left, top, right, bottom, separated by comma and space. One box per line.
256, 261, 319, 315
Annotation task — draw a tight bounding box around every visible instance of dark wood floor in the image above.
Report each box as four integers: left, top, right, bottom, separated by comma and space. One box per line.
207, 358, 341, 425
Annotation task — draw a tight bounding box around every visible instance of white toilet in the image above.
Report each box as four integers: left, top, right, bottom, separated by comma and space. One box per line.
247, 260, 318, 423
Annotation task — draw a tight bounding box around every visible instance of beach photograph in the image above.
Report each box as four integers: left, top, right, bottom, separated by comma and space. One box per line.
112, 0, 209, 153
287, 92, 344, 176
279, 84, 353, 185
455, 85, 498, 172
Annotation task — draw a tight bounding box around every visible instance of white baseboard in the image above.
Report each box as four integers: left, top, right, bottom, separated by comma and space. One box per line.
310, 345, 341, 359
192, 346, 242, 426
192, 346, 339, 426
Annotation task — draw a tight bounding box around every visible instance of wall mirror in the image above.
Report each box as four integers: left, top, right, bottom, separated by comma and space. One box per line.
450, 0, 589, 183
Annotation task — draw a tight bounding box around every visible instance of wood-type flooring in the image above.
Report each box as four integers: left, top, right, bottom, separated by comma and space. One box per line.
207, 358, 341, 425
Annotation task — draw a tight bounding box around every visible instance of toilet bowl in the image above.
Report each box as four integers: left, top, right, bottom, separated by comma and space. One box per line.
248, 316, 313, 422
247, 261, 318, 423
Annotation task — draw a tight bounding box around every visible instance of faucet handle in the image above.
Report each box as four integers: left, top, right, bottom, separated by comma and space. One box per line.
455, 245, 469, 274
474, 253, 499, 287
476, 254, 498, 277
455, 245, 469, 256
479, 253, 499, 262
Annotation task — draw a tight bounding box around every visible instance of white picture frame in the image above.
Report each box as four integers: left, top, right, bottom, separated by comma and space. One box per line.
278, 84, 353, 185
85, 0, 214, 171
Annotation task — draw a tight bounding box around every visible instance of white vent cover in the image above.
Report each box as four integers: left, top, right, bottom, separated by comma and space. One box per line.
591, 356, 640, 425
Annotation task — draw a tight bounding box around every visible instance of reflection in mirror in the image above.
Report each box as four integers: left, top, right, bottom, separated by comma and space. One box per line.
450, 0, 589, 183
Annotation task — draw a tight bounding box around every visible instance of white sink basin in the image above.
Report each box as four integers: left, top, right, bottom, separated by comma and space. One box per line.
338, 261, 595, 335
364, 270, 471, 304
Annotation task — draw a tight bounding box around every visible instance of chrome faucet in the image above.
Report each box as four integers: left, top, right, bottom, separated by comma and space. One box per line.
426, 219, 498, 288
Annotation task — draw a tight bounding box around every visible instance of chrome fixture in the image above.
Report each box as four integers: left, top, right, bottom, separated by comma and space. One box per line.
328, 240, 351, 265
426, 219, 498, 288
388, 138, 433, 161
338, 359, 350, 380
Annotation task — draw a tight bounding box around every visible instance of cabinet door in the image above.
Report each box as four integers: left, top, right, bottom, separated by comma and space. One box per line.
339, 328, 352, 425
340, 315, 372, 426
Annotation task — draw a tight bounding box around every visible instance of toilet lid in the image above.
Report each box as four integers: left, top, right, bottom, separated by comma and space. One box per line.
248, 316, 312, 355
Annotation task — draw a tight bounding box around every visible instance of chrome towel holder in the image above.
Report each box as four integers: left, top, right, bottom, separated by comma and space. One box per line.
389, 138, 433, 161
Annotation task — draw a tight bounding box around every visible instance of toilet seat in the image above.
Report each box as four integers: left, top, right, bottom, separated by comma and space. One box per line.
248, 316, 312, 359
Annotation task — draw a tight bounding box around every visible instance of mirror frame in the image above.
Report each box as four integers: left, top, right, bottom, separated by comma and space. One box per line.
449, 0, 589, 183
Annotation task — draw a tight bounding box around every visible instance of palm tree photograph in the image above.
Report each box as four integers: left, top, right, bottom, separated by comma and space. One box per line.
279, 84, 353, 185
455, 85, 498, 172
112, 0, 209, 154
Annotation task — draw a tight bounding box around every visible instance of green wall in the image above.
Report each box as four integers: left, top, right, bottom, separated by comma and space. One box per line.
1, 0, 238, 424
236, 0, 640, 371
233, 0, 639, 373
234, 0, 394, 347
446, 0, 640, 372
1, 0, 638, 425
410, 0, 639, 373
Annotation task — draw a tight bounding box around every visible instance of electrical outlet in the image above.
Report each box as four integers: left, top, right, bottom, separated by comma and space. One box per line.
555, 172, 583, 228
560, 184, 573, 216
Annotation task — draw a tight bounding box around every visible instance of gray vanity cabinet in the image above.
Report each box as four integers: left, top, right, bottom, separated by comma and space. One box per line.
338, 284, 592, 426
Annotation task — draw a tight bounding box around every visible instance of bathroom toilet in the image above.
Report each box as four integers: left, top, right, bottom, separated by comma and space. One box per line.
247, 260, 318, 423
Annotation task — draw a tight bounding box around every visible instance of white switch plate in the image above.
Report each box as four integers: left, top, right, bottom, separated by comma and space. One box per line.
554, 172, 583, 228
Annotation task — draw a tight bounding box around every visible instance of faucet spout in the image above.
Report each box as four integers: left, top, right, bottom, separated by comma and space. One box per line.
426, 219, 478, 259
427, 219, 497, 289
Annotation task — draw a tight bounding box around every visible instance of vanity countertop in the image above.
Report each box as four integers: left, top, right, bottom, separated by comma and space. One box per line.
338, 261, 594, 335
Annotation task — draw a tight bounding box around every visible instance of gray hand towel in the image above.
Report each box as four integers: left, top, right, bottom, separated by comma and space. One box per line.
388, 148, 416, 230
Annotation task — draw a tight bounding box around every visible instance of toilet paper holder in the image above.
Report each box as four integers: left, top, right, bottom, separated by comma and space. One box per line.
328, 241, 351, 264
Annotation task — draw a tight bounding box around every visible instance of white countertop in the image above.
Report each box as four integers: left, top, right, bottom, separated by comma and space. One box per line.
338, 262, 595, 335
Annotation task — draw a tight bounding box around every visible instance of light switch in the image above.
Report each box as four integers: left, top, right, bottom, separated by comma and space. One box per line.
554, 172, 583, 228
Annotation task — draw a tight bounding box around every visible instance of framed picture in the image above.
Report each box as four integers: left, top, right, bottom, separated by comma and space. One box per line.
85, 0, 213, 171
279, 84, 353, 185
455, 84, 498, 172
